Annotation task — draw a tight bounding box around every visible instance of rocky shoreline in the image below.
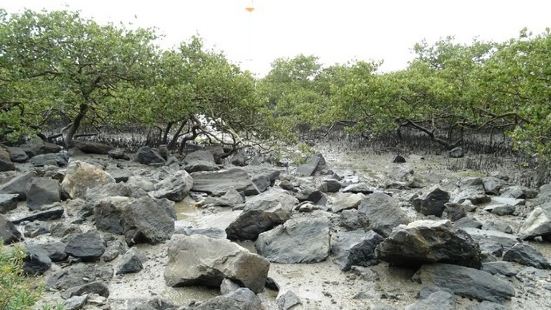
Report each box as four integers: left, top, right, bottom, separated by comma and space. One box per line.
1, 141, 551, 309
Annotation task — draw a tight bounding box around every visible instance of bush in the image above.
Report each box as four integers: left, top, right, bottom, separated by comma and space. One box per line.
0, 245, 42, 309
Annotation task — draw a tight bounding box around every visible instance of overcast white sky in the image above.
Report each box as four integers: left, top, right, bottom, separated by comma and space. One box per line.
1, 0, 550, 76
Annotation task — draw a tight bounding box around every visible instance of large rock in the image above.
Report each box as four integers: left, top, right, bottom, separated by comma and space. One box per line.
255, 215, 330, 263
358, 192, 410, 237
502, 243, 550, 269
0, 171, 38, 200
226, 190, 297, 240
61, 161, 115, 199
10, 207, 64, 224
21, 141, 62, 157
116, 249, 144, 274
462, 228, 519, 258
74, 141, 113, 155
405, 290, 456, 310
376, 220, 481, 268
23, 244, 52, 275
191, 168, 259, 196
412, 187, 450, 217
296, 153, 327, 176
149, 170, 193, 202
331, 193, 364, 213
64, 231, 106, 261
482, 177, 506, 195
200, 189, 244, 208
339, 209, 370, 231
46, 264, 113, 290
30, 152, 68, 167
189, 288, 262, 310
0, 214, 23, 244
0, 146, 15, 171
412, 263, 515, 303
7, 147, 29, 163
26, 177, 61, 211
331, 230, 384, 271
0, 193, 18, 213
135, 146, 165, 165
164, 235, 269, 293
183, 150, 219, 172
519, 203, 551, 240
94, 196, 175, 245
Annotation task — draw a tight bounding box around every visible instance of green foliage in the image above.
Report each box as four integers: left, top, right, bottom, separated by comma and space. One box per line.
260, 31, 551, 160
0, 245, 42, 309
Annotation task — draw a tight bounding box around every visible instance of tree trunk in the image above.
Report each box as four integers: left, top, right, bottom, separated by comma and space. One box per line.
169, 120, 187, 149
178, 125, 200, 154
162, 122, 173, 145
63, 103, 88, 148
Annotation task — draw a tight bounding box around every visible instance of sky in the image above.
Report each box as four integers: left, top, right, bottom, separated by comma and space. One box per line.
1, 0, 550, 76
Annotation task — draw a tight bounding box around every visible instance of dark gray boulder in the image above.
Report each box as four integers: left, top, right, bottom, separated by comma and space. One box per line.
46, 264, 113, 290
26, 177, 61, 210
0, 171, 38, 200
0, 147, 15, 171
405, 290, 455, 310
23, 244, 52, 275
377, 220, 481, 268
135, 146, 165, 165
149, 170, 193, 202
188, 288, 262, 310
62, 281, 109, 299
502, 243, 550, 269
23, 221, 49, 237
255, 215, 330, 263
226, 190, 297, 241
500, 185, 538, 199
319, 179, 342, 193
191, 168, 259, 196
38, 241, 68, 262
116, 249, 144, 274
331, 229, 383, 271
358, 192, 410, 237
484, 204, 515, 216
94, 196, 175, 245
64, 231, 106, 261
74, 141, 113, 154
10, 206, 64, 224
462, 228, 519, 258
295, 153, 327, 176
0, 193, 18, 213
7, 147, 29, 163
481, 261, 521, 277
108, 148, 130, 160
200, 188, 244, 208
412, 263, 515, 303
30, 153, 68, 167
339, 209, 370, 231
21, 141, 62, 157
482, 177, 505, 195
164, 235, 269, 293
183, 150, 219, 172
0, 214, 23, 244
412, 187, 450, 217
276, 290, 302, 310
